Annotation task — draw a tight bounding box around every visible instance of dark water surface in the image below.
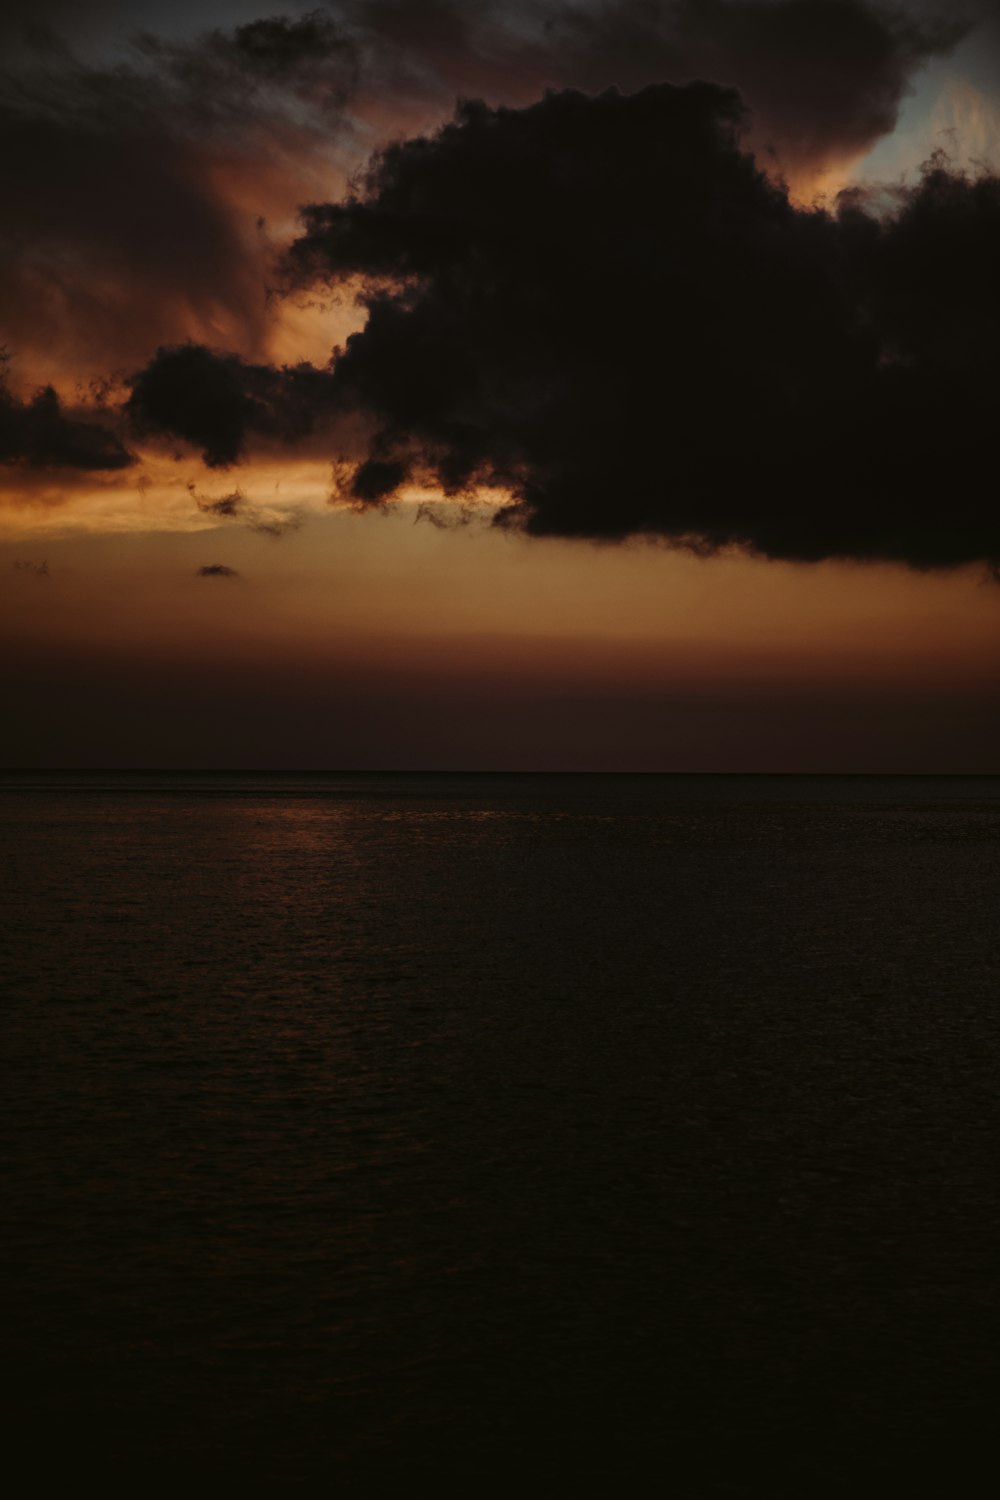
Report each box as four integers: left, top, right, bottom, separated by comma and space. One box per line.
3, 773, 999, 1495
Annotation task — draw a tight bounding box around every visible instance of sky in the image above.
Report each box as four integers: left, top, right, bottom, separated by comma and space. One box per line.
2, 0, 999, 770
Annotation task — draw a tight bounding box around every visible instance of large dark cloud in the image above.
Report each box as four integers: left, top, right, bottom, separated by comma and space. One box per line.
336, 0, 966, 173
0, 1, 970, 408
4, 2, 992, 545
127, 343, 335, 466
251, 81, 995, 569
544, 1, 967, 178
0, 366, 133, 470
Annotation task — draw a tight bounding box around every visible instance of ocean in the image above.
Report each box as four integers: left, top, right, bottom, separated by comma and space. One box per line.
3, 772, 999, 1495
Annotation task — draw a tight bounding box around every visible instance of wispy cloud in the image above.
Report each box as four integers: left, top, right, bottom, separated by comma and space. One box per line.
188, 482, 303, 536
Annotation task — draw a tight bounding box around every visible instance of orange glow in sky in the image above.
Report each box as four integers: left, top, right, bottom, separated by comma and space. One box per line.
3, 0, 999, 769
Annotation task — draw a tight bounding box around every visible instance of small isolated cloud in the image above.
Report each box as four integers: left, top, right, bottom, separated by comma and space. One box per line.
13, 558, 49, 576
196, 563, 239, 578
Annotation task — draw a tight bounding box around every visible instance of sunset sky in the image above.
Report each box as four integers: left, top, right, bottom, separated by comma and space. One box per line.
2, 0, 998, 770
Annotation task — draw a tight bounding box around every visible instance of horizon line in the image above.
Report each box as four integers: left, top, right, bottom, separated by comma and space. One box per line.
2, 768, 997, 779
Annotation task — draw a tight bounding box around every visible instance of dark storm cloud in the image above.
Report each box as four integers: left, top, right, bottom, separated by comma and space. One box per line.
3, 2, 990, 540
196, 563, 239, 577
0, 9, 361, 378
333, 0, 967, 178
0, 369, 134, 471
0, 1, 969, 393
127, 344, 336, 467
267, 82, 997, 569
543, 0, 967, 174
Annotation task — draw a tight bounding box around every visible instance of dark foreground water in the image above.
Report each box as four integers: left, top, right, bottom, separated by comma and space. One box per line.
2, 772, 999, 1496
